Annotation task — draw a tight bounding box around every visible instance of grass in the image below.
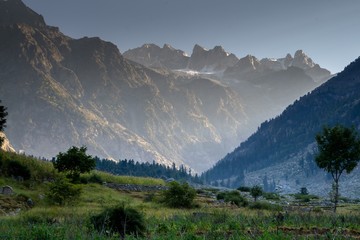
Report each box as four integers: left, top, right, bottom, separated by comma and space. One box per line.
1, 151, 360, 239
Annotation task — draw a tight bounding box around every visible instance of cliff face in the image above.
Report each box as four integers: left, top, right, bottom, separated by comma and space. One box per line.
0, 0, 248, 172
0, 132, 15, 153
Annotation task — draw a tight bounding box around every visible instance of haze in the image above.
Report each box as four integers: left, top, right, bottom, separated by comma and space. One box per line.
22, 0, 360, 74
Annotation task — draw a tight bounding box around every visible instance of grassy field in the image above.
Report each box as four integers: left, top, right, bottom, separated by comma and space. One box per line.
1, 151, 360, 239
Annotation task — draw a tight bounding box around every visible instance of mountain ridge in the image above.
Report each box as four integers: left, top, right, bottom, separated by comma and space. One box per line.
203, 57, 360, 197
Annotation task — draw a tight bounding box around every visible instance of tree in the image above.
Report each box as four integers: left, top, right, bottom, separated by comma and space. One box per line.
53, 146, 95, 182
315, 125, 360, 213
0, 100, 8, 147
250, 185, 263, 202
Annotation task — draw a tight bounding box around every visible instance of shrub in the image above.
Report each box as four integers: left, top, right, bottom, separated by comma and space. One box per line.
45, 177, 82, 206
263, 192, 281, 200
91, 203, 146, 238
217, 190, 248, 207
237, 186, 251, 192
225, 190, 248, 207
249, 201, 282, 211
162, 181, 196, 208
4, 159, 31, 180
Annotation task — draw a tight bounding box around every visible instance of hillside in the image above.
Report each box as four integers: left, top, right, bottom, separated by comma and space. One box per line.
1, 150, 360, 239
0, 0, 248, 172
203, 57, 360, 198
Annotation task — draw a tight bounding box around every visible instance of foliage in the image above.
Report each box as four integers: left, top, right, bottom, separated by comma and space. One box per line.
82, 170, 165, 186
53, 146, 95, 182
263, 192, 281, 201
45, 177, 82, 206
248, 201, 282, 211
315, 124, 360, 212
250, 185, 263, 202
203, 59, 360, 186
0, 100, 7, 147
300, 187, 309, 195
162, 181, 196, 208
237, 186, 251, 192
2, 159, 31, 180
217, 190, 248, 207
91, 203, 146, 238
0, 151, 55, 182
96, 158, 202, 183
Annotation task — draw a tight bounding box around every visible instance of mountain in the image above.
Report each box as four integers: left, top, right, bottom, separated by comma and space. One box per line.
0, 0, 248, 172
124, 44, 331, 135
187, 45, 238, 72
123, 44, 189, 69
203, 57, 360, 197
124, 44, 238, 72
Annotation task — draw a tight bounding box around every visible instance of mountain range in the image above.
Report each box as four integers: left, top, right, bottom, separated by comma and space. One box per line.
203, 57, 360, 197
0, 0, 331, 173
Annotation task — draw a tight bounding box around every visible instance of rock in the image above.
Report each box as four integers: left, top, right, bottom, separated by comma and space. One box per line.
1, 185, 14, 195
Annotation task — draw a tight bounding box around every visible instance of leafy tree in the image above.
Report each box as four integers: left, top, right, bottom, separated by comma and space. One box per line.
315, 125, 360, 212
53, 146, 95, 182
0, 100, 8, 147
162, 181, 196, 208
250, 185, 263, 202
217, 190, 248, 207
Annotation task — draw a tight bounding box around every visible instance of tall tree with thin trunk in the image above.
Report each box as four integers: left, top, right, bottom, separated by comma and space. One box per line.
0, 100, 8, 147
315, 125, 360, 213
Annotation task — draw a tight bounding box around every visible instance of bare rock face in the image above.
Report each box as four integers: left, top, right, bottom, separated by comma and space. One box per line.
188, 45, 238, 72
123, 43, 189, 69
0, 0, 248, 172
0, 132, 15, 152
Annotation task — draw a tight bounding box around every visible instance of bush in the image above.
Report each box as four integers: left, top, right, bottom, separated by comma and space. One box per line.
45, 177, 82, 206
91, 204, 145, 238
237, 186, 251, 192
263, 192, 281, 201
249, 201, 282, 211
3, 159, 31, 180
162, 181, 196, 208
217, 190, 248, 207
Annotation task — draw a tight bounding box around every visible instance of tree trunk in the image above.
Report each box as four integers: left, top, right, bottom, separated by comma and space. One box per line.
334, 180, 339, 213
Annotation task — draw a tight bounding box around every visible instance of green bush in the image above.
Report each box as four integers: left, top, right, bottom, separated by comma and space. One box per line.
237, 186, 251, 192
249, 201, 282, 211
217, 191, 248, 207
263, 192, 281, 200
162, 181, 196, 208
3, 159, 31, 180
45, 177, 82, 206
91, 203, 146, 238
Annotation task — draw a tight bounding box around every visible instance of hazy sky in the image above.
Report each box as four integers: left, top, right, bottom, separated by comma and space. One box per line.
23, 0, 360, 73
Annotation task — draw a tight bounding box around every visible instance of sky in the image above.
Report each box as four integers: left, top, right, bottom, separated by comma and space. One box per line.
23, 0, 360, 74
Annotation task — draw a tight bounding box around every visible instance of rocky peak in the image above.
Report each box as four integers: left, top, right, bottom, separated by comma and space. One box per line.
123, 43, 189, 69
236, 55, 260, 71
0, 0, 46, 28
292, 49, 315, 69
189, 45, 238, 71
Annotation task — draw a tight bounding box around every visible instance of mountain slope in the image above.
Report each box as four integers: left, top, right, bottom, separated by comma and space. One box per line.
0, 0, 248, 172
203, 57, 360, 197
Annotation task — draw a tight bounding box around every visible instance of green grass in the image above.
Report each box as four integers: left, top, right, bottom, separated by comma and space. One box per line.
1, 151, 360, 239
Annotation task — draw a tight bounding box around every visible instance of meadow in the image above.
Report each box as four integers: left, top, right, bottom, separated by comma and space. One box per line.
1, 151, 360, 239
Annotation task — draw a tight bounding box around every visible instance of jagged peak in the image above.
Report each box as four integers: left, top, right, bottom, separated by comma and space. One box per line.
0, 0, 46, 28
141, 43, 160, 49
163, 43, 174, 50
192, 44, 207, 52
